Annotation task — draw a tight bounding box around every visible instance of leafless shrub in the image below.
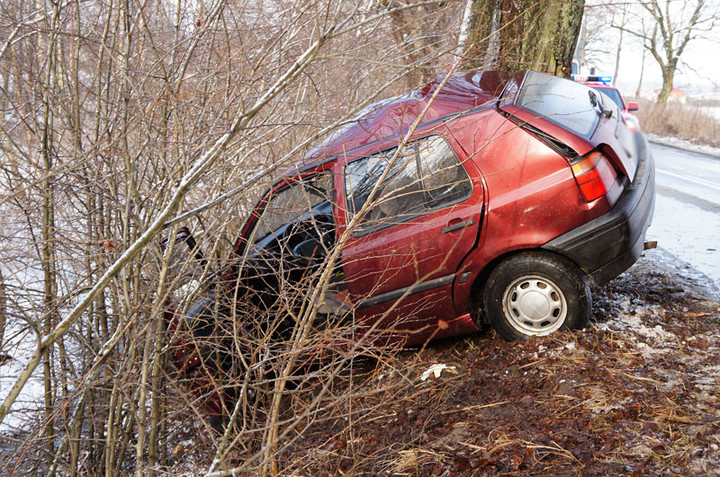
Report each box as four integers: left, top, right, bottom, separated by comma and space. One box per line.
0, 0, 614, 474
0, 0, 466, 475
635, 98, 720, 147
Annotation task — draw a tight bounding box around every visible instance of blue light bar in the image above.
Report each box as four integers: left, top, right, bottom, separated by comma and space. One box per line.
571, 75, 613, 83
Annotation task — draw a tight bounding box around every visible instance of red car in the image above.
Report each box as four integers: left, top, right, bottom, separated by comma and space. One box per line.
573, 75, 641, 131
166, 70, 655, 413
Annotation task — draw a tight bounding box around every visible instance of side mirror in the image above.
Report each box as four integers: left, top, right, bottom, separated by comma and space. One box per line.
627, 102, 639, 112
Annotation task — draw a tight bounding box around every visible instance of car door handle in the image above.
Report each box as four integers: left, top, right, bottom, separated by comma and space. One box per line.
442, 218, 474, 234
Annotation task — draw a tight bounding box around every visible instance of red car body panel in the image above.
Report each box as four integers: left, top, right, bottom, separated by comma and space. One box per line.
452, 120, 619, 311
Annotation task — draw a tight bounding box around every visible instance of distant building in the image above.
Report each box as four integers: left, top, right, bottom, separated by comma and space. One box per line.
650, 88, 687, 104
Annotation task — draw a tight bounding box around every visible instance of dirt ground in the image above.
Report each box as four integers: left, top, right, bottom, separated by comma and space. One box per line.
275, 254, 720, 476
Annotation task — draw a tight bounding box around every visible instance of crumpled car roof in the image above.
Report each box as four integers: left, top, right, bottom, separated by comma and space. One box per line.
304, 70, 513, 163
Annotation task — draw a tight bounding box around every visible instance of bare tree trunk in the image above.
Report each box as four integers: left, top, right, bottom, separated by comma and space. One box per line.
635, 49, 646, 98
461, 0, 585, 77
0, 268, 5, 352
613, 9, 625, 84
382, 1, 454, 88
39, 0, 62, 465
656, 64, 676, 106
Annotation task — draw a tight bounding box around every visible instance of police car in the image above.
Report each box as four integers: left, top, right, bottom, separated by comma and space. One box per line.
572, 75, 640, 131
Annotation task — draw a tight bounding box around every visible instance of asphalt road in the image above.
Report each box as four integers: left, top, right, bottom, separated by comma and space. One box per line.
645, 142, 720, 294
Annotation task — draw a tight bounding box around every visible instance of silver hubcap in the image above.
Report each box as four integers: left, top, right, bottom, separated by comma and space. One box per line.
502, 275, 567, 336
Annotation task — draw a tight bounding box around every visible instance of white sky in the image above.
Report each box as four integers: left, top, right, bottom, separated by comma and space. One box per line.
581, 1, 720, 96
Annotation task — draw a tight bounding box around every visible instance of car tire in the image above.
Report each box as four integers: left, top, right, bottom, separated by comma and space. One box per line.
483, 252, 591, 341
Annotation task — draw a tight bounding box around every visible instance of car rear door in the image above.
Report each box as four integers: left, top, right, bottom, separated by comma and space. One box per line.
340, 134, 483, 342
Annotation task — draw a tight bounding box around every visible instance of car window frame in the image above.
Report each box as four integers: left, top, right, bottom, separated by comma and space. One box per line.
343, 134, 473, 238
245, 171, 335, 246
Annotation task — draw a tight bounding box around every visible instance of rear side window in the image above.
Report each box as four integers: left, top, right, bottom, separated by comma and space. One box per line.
345, 136, 471, 232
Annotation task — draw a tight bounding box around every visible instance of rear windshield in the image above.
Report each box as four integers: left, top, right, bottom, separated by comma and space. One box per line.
512, 71, 602, 138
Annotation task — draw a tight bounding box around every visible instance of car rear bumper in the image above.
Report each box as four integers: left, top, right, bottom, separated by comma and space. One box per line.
542, 133, 655, 285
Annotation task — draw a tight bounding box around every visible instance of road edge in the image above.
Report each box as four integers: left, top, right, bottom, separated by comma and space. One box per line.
647, 134, 720, 159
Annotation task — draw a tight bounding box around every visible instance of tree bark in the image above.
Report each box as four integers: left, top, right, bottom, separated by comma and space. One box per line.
635, 49, 646, 98
459, 0, 501, 69
461, 0, 585, 77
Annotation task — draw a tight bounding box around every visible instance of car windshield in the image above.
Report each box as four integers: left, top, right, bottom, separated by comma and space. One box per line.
251, 173, 332, 243
513, 71, 601, 138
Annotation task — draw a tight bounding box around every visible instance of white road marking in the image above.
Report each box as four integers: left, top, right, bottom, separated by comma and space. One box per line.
656, 168, 720, 191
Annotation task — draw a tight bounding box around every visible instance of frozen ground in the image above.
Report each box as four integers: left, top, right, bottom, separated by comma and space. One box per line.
281, 253, 720, 475
0, 325, 45, 434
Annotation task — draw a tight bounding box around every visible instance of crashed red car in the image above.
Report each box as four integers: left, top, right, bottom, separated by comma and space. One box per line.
166, 70, 655, 412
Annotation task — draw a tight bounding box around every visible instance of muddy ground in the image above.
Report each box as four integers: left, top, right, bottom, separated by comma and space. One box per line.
271, 254, 720, 476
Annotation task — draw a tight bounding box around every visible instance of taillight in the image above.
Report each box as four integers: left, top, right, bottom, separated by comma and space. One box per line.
571, 151, 620, 202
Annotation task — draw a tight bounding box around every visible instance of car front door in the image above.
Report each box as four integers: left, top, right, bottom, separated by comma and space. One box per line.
340, 134, 483, 344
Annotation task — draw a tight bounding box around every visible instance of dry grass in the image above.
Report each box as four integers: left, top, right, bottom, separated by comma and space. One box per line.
634, 99, 720, 147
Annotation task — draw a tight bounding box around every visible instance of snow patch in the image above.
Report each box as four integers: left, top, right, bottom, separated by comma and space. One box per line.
597, 296, 676, 357
647, 134, 720, 158
0, 324, 44, 433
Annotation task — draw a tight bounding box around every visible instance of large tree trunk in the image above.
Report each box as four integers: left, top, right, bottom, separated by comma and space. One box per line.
461, 0, 585, 77
460, 0, 501, 69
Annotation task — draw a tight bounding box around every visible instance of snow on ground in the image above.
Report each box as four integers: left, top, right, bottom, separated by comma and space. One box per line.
0, 324, 45, 434
596, 287, 677, 358
647, 133, 720, 158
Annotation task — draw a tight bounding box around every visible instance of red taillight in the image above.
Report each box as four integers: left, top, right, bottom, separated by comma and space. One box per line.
571, 151, 619, 202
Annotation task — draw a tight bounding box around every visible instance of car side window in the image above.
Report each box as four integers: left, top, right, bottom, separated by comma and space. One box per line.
345, 136, 471, 232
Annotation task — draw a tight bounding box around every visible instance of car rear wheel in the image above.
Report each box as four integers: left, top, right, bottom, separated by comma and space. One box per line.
483, 253, 591, 341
